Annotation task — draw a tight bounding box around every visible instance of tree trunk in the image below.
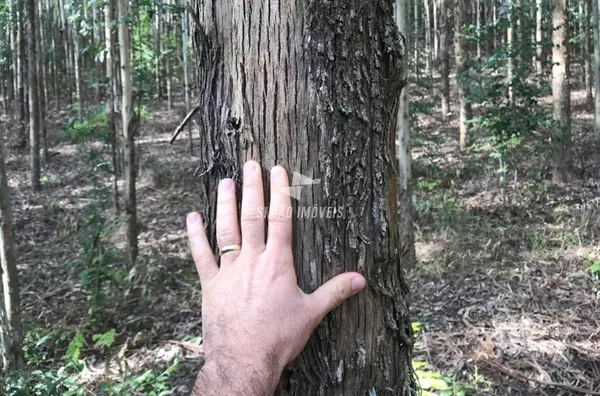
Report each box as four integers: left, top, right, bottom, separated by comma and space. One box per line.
26, 0, 40, 191
552, 0, 571, 181
396, 0, 416, 271
36, 0, 49, 164
584, 0, 593, 106
118, 0, 138, 266
507, 0, 517, 104
423, 0, 432, 75
191, 0, 414, 394
182, 9, 193, 156
105, 0, 119, 212
73, 19, 84, 119
433, 0, 439, 61
440, 0, 451, 121
536, 0, 543, 75
154, 7, 162, 99
593, 0, 600, 138
0, 134, 24, 373
16, 0, 27, 148
455, 0, 472, 150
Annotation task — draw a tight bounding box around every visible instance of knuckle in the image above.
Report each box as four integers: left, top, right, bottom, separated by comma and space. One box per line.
332, 283, 346, 306
241, 211, 262, 224
217, 226, 239, 245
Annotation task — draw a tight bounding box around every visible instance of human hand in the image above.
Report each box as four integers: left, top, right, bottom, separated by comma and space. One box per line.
187, 161, 366, 396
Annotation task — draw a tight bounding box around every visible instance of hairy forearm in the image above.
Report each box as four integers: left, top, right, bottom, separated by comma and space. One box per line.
192, 357, 281, 396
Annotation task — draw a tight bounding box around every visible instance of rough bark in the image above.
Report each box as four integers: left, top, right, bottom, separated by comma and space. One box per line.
593, 0, 600, 138
191, 0, 414, 394
0, 135, 24, 373
552, 0, 572, 181
118, 0, 138, 265
455, 0, 472, 150
26, 0, 41, 191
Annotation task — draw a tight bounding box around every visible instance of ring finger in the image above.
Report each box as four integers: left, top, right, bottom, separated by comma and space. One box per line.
216, 178, 241, 266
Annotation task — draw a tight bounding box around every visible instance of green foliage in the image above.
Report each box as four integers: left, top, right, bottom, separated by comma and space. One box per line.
586, 256, 600, 279
62, 106, 109, 144
64, 332, 85, 363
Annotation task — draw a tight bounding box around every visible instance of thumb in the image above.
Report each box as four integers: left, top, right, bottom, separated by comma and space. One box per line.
307, 272, 366, 320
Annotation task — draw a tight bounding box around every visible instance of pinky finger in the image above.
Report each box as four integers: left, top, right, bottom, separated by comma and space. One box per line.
187, 212, 218, 287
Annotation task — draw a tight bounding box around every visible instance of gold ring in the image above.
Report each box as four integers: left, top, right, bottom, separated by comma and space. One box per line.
219, 244, 242, 256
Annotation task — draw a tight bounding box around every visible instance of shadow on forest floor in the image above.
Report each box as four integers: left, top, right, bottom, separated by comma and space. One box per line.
408, 89, 600, 395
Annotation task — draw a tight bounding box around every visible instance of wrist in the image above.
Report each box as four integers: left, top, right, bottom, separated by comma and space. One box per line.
193, 353, 282, 396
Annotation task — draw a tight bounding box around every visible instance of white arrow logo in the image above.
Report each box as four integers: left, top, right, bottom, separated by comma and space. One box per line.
280, 172, 321, 200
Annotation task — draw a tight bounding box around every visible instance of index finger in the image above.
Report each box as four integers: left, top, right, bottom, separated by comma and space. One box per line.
187, 212, 218, 287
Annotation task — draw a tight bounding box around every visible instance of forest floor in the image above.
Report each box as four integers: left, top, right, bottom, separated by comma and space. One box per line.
2, 87, 600, 395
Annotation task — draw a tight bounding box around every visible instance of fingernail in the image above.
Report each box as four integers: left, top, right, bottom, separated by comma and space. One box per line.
351, 276, 366, 293
187, 212, 201, 225
244, 161, 257, 174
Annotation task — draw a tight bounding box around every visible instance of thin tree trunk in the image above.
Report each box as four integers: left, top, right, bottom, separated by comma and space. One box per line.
424, 0, 432, 75
105, 0, 119, 212
486, 0, 494, 55
154, 7, 162, 99
73, 19, 84, 119
593, 0, 600, 138
396, 0, 416, 271
166, 2, 173, 111
536, 0, 543, 75
182, 9, 193, 155
36, 0, 49, 164
477, 0, 482, 59
455, 0, 472, 150
584, 0, 593, 106
50, 1, 60, 109
192, 1, 414, 393
0, 134, 24, 373
507, 0, 517, 104
552, 0, 572, 180
118, 0, 138, 265
440, 0, 451, 121
16, 0, 26, 147
9, 0, 18, 113
26, 0, 40, 191
433, 0, 439, 61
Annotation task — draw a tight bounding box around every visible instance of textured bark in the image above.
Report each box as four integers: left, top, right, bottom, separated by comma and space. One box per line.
552, 0, 572, 181
455, 0, 472, 150
0, 135, 23, 373
440, 0, 451, 121
118, 0, 138, 265
26, 0, 41, 191
191, 0, 414, 394
593, 0, 600, 138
